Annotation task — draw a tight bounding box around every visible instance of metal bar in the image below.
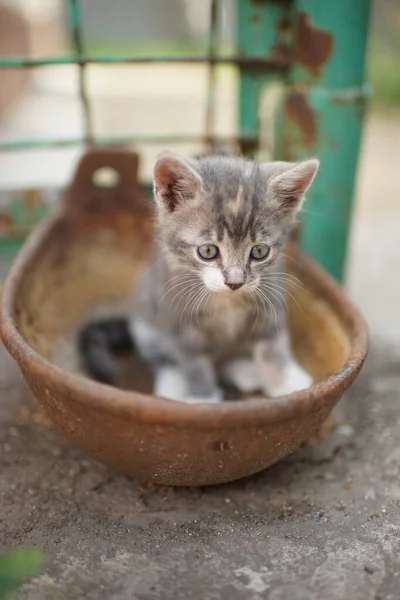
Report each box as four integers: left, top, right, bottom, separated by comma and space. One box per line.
0, 55, 290, 69
68, 0, 93, 143
0, 134, 257, 153
204, 0, 219, 149
274, 0, 371, 281
237, 0, 293, 157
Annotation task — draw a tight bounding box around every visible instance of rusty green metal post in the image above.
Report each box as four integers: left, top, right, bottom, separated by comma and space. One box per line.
274, 0, 371, 282
237, 0, 291, 157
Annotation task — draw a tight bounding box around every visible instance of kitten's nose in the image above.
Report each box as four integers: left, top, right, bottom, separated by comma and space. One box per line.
225, 282, 243, 291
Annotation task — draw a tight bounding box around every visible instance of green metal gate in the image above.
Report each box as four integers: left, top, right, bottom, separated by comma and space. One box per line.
0, 0, 371, 281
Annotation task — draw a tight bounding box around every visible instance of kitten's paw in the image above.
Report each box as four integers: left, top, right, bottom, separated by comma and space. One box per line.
184, 388, 223, 404
222, 359, 260, 393
154, 366, 187, 401
266, 362, 313, 398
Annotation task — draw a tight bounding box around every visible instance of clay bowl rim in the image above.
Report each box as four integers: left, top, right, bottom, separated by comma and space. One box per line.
0, 209, 368, 430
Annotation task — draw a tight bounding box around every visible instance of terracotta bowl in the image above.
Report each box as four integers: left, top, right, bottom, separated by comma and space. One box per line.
0, 150, 368, 486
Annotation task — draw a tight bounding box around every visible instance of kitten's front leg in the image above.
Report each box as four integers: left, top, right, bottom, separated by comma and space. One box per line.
222, 358, 261, 393
153, 366, 187, 401
254, 330, 312, 397
131, 319, 221, 403
180, 352, 223, 403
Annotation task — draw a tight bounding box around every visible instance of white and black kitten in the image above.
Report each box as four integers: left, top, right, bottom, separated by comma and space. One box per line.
79, 152, 319, 403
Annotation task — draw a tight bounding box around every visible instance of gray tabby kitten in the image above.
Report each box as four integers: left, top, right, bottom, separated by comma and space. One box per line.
80, 152, 319, 403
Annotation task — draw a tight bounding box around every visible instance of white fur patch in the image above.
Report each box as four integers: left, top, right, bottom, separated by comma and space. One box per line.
202, 265, 225, 292
154, 368, 223, 404
130, 320, 158, 347
154, 366, 187, 401
226, 267, 243, 285
255, 332, 313, 397
267, 360, 313, 397
130, 320, 177, 359
222, 359, 260, 392
184, 388, 223, 404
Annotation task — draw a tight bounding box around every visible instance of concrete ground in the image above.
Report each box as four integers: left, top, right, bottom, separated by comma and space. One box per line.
1, 66, 400, 598
1, 340, 400, 600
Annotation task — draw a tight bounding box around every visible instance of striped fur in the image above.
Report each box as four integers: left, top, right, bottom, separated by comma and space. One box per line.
80, 153, 319, 402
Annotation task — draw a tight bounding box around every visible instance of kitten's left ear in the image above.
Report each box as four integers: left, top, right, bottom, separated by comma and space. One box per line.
269, 158, 319, 216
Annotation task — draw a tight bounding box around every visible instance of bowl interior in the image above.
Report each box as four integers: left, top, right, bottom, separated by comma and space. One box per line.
13, 214, 351, 397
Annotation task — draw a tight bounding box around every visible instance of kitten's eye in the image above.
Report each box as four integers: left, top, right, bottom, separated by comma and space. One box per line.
197, 244, 219, 260
250, 244, 270, 260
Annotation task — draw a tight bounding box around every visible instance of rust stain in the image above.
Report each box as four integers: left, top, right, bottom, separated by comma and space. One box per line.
0, 213, 13, 229
284, 90, 317, 148
24, 188, 44, 217
268, 16, 292, 66
277, 16, 291, 35
295, 12, 333, 77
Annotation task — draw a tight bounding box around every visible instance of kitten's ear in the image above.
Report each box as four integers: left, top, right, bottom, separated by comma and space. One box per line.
153, 153, 202, 213
268, 159, 319, 216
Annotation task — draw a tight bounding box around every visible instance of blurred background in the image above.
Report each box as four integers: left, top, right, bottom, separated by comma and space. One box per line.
0, 0, 399, 346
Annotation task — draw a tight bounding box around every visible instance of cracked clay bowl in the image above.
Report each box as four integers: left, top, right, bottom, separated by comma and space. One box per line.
0, 150, 368, 486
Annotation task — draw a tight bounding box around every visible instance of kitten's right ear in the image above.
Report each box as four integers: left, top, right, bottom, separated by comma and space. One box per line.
153, 153, 202, 213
